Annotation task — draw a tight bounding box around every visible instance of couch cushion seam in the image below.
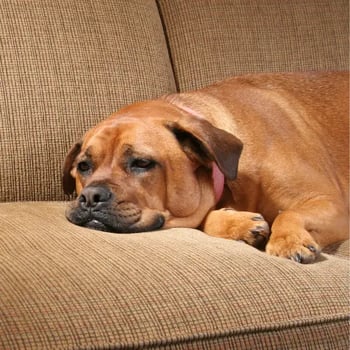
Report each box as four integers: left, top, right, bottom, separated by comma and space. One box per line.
82, 313, 349, 350
155, 0, 179, 92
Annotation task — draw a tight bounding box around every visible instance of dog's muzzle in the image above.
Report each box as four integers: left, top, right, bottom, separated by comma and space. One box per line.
66, 185, 164, 233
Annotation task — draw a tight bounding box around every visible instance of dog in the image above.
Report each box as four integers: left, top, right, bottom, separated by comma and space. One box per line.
63, 72, 349, 263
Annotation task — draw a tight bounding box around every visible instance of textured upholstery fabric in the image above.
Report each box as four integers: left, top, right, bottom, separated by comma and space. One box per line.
158, 0, 349, 90
1, 1, 349, 349
0, 0, 176, 202
0, 202, 349, 349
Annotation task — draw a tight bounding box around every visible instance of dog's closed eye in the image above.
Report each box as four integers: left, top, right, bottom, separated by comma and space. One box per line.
129, 158, 157, 173
77, 161, 93, 174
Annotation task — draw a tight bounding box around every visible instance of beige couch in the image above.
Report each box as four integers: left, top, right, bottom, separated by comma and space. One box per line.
0, 1, 349, 349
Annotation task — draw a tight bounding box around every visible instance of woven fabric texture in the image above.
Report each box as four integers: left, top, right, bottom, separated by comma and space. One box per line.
158, 0, 349, 91
0, 202, 349, 349
0, 0, 176, 202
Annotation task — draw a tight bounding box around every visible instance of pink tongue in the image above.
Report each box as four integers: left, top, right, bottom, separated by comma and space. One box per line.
212, 162, 225, 203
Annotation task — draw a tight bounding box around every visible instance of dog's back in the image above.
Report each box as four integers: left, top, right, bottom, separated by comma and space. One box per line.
204, 72, 349, 207
197, 72, 349, 261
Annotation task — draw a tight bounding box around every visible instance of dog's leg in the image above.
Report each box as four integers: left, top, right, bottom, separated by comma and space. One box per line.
202, 208, 270, 249
266, 199, 349, 263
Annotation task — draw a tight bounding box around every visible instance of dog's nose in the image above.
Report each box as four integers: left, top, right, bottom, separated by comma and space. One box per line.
79, 186, 112, 209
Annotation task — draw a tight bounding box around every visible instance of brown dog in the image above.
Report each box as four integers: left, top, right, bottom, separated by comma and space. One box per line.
63, 72, 349, 263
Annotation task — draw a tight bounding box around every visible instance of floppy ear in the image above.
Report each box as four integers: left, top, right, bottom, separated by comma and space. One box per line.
166, 118, 243, 180
62, 142, 81, 195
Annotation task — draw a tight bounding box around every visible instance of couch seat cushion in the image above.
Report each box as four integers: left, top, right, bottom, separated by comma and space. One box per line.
0, 202, 349, 349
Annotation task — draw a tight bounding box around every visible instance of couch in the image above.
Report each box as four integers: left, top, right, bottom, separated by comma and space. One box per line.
0, 1, 349, 349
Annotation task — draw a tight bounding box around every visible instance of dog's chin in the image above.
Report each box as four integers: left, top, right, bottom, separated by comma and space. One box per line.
83, 215, 165, 233
67, 208, 165, 234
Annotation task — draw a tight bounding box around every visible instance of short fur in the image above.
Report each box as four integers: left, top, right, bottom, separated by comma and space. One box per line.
63, 72, 349, 263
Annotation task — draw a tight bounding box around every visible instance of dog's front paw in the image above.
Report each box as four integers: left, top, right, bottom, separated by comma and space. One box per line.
266, 211, 322, 263
266, 231, 320, 263
202, 208, 270, 249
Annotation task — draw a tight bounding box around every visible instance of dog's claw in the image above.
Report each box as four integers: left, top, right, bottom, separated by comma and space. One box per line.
285, 244, 321, 263
291, 253, 303, 263
250, 225, 265, 235
251, 215, 264, 221
307, 245, 317, 253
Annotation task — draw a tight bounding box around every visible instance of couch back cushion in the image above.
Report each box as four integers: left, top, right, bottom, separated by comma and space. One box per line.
158, 0, 349, 91
0, 0, 176, 201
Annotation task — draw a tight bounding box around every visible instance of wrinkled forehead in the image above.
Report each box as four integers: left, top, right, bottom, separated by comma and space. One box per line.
80, 116, 176, 159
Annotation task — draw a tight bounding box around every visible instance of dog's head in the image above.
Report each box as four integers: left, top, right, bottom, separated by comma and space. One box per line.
63, 99, 243, 233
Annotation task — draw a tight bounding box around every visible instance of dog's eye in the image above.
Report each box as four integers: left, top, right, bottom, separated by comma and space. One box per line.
130, 158, 156, 172
77, 161, 92, 174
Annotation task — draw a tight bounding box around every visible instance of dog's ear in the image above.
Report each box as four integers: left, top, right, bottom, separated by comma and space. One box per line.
62, 142, 81, 195
166, 118, 243, 180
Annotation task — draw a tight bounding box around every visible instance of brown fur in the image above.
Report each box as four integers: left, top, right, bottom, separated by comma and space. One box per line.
63, 72, 349, 263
